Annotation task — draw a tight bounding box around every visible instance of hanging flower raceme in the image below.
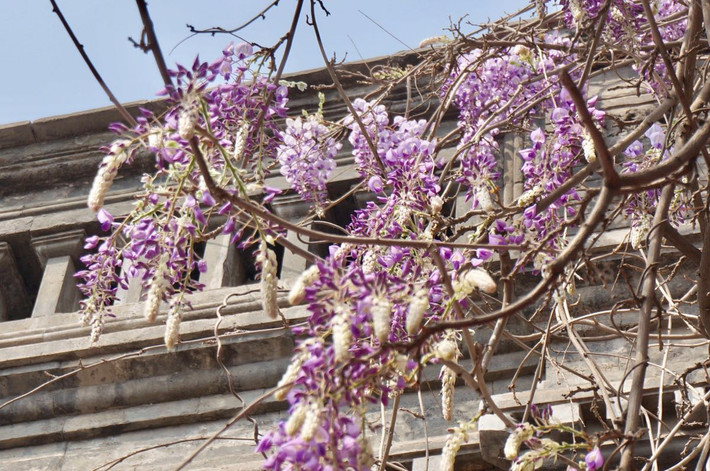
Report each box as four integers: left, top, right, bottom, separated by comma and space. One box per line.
277, 115, 341, 212
621, 123, 691, 249
78, 43, 287, 347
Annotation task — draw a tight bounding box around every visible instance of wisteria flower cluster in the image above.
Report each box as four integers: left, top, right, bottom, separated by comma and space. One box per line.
517, 91, 605, 270
622, 123, 691, 249
561, 0, 687, 94
277, 114, 341, 213
503, 406, 604, 471
442, 33, 573, 213
75, 0, 701, 469
77, 43, 289, 342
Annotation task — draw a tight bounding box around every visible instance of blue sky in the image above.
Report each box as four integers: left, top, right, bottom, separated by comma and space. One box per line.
0, 1, 527, 125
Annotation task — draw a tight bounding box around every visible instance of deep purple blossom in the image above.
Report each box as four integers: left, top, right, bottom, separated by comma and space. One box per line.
585, 447, 604, 471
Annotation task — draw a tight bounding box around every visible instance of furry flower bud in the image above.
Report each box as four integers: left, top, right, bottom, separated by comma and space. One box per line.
288, 265, 320, 305
144, 254, 169, 322
332, 309, 352, 362
88, 140, 130, 211
406, 289, 429, 335
257, 242, 279, 319
476, 186, 494, 212
464, 268, 497, 294
300, 402, 320, 441
164, 302, 182, 351
274, 347, 310, 401
371, 296, 392, 342
178, 107, 198, 140
285, 403, 307, 436
504, 423, 535, 460
440, 365, 456, 421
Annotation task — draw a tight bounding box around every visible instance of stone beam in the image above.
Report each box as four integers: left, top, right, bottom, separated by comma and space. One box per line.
30, 230, 85, 317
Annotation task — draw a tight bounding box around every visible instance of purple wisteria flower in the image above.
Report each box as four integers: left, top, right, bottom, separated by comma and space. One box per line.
585, 447, 604, 471
622, 123, 691, 248
277, 115, 341, 210
442, 36, 573, 212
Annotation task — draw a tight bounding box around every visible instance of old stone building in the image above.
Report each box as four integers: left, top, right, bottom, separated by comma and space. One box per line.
0, 49, 706, 471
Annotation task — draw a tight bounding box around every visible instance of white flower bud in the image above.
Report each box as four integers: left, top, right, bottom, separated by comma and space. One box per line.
517, 184, 543, 208
454, 268, 497, 298
88, 140, 130, 211
332, 309, 352, 362
371, 296, 392, 342
406, 289, 429, 335
257, 242, 279, 319
164, 302, 182, 351
476, 186, 494, 212
513, 45, 532, 64
436, 340, 458, 361
568, 0, 585, 24
285, 403, 307, 436
89, 316, 103, 344
232, 121, 250, 161
362, 250, 377, 274
630, 215, 651, 250
332, 243, 352, 262
441, 427, 465, 471
440, 365, 456, 421
147, 128, 162, 148
300, 402, 320, 441
396, 205, 411, 226
144, 254, 169, 322
275, 357, 304, 401
464, 268, 497, 294
178, 106, 198, 140
418, 35, 449, 48
288, 265, 320, 305
504, 423, 535, 460
582, 132, 596, 163
431, 195, 444, 214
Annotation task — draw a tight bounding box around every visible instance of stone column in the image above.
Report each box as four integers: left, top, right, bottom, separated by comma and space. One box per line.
271, 196, 313, 280
0, 242, 32, 321
30, 230, 85, 317
199, 233, 246, 289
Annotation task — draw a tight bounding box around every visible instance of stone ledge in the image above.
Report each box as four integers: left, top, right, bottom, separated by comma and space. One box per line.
0, 388, 281, 450
0, 284, 307, 364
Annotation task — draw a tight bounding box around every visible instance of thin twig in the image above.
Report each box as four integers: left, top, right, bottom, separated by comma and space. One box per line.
49, 0, 137, 126
135, 0, 173, 87
620, 184, 674, 469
